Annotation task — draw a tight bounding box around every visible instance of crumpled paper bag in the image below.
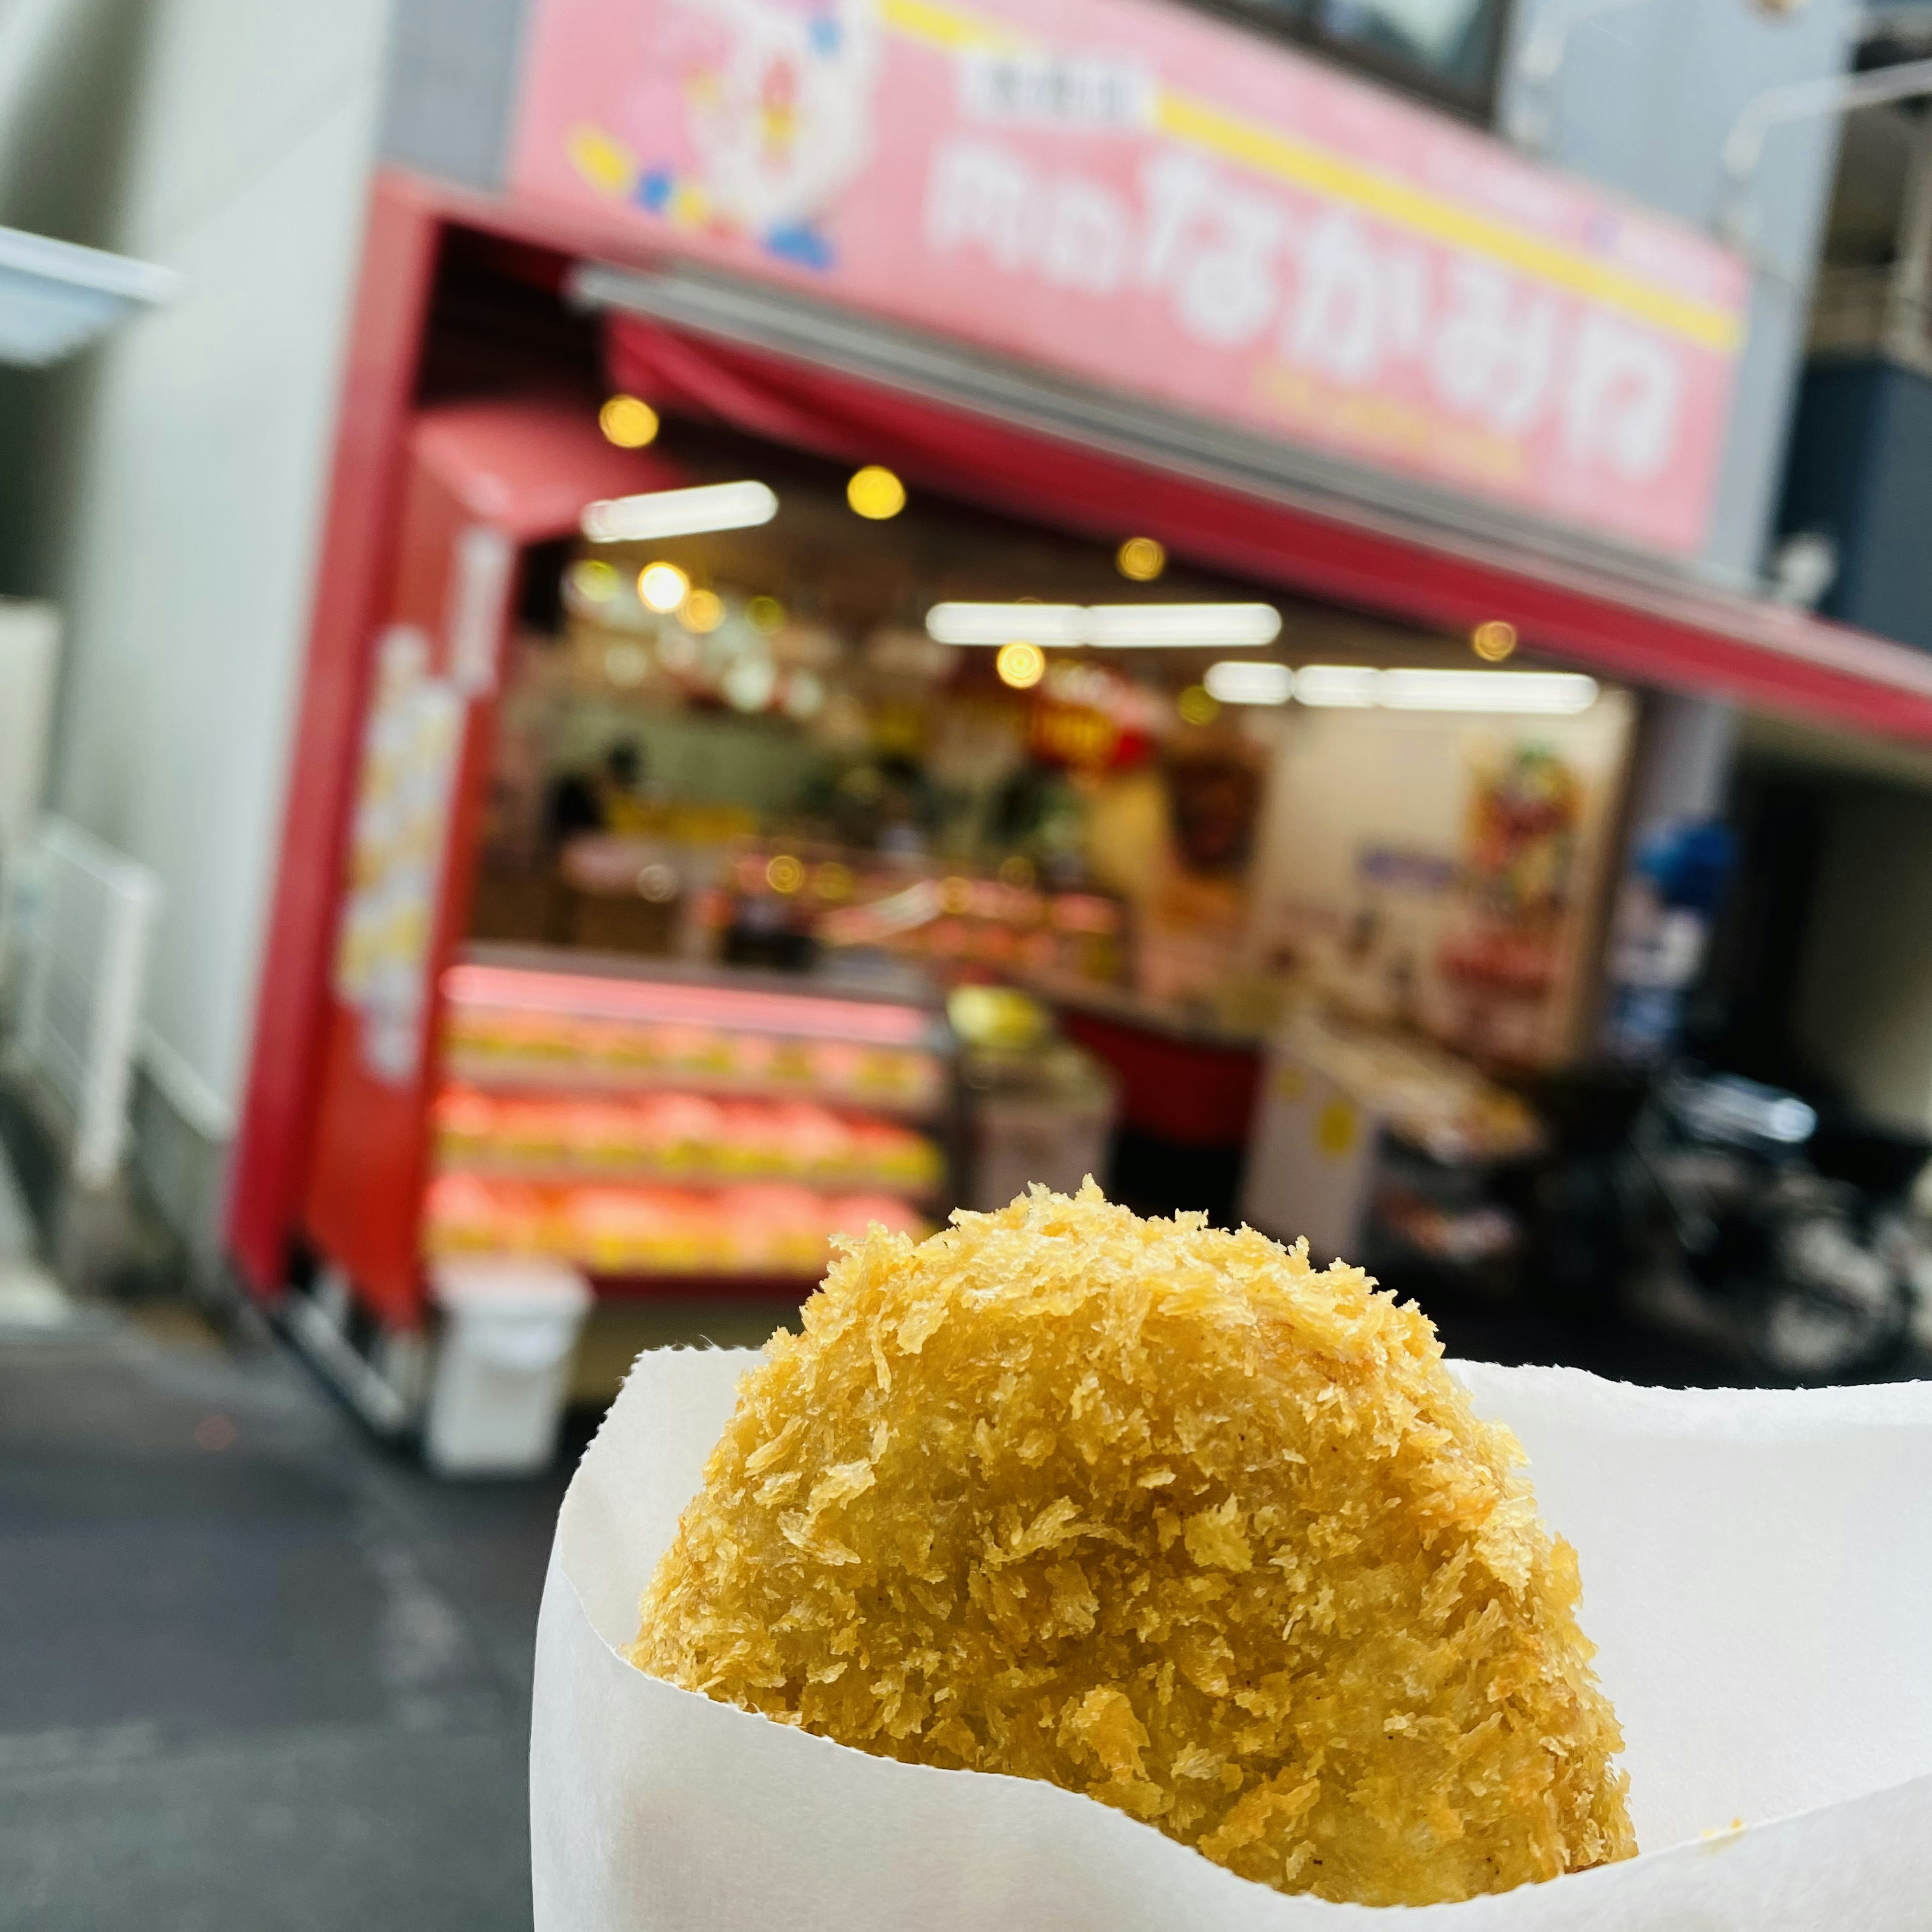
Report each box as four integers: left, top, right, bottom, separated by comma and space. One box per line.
533, 1350, 1932, 1929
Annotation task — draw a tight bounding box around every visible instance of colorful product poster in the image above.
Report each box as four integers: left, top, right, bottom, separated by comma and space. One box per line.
334, 627, 466, 1084
511, 0, 1748, 556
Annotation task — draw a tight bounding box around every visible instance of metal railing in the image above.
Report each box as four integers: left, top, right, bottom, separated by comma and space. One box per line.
13, 818, 160, 1187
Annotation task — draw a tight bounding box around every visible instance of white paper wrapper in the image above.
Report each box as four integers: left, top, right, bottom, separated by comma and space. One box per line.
533, 1350, 1932, 1929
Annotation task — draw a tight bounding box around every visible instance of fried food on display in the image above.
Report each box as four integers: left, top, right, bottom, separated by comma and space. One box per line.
629, 1184, 1635, 1907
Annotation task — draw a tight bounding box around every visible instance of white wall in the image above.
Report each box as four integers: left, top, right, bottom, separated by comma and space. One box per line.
1247, 692, 1637, 1065
41, 0, 392, 1152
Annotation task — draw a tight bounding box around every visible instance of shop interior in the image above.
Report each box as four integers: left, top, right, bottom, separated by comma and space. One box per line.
412, 376, 1630, 1314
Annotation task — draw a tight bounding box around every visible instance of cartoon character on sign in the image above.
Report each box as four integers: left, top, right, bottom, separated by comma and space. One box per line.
632, 0, 883, 270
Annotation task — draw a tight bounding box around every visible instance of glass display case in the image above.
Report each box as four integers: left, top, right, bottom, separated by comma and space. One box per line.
424, 946, 953, 1284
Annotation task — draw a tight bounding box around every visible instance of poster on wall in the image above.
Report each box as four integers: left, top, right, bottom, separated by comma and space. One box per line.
333, 626, 465, 1085
510, 0, 1748, 557
1246, 690, 1636, 1069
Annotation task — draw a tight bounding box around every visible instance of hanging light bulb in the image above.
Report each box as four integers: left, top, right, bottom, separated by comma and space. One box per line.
996, 642, 1046, 689
847, 465, 907, 519
598, 394, 660, 448
681, 587, 725, 632
637, 561, 690, 613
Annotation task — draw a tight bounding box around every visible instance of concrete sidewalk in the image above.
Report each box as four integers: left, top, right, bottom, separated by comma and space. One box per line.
0, 1287, 570, 1932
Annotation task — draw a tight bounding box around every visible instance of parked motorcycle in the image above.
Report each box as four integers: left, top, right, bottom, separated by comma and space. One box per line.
1535, 1066, 1911, 1381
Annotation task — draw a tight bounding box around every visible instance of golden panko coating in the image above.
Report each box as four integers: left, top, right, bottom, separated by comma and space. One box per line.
629, 1184, 1635, 1906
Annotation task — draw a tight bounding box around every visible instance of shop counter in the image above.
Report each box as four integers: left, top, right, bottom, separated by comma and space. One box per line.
1011, 972, 1264, 1223
1016, 972, 1264, 1147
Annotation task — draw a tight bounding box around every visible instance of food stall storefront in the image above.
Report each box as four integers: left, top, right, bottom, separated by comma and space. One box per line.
224, 0, 1932, 1442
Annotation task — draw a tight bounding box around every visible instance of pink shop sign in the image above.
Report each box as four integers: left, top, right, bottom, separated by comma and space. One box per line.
510, 0, 1749, 557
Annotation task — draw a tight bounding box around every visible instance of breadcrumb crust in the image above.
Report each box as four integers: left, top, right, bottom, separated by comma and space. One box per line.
629, 1184, 1635, 1906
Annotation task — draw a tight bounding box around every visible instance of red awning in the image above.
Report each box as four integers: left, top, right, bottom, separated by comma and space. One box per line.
606, 310, 1932, 747
414, 397, 686, 539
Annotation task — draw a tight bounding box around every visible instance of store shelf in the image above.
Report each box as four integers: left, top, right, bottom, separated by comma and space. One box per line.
438, 1054, 947, 1120
442, 949, 952, 1124
428, 1248, 912, 1290
425, 949, 955, 1295
449, 944, 950, 1044
424, 1169, 934, 1280
431, 1083, 946, 1195
433, 1154, 941, 1200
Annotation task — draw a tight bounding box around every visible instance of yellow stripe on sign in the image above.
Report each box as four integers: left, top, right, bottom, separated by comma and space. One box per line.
1157, 93, 1741, 354
880, 0, 1743, 356
879, 0, 1021, 52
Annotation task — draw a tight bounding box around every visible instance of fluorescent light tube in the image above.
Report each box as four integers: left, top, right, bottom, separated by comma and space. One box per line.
1293, 664, 1381, 707
924, 601, 1281, 648
581, 480, 779, 542
1378, 669, 1598, 713
1081, 603, 1282, 647
924, 602, 1087, 645
1204, 660, 1294, 705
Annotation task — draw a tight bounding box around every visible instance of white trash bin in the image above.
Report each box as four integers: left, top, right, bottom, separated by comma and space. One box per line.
426, 1259, 594, 1477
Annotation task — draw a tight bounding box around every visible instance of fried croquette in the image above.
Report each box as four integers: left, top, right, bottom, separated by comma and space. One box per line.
629, 1184, 1635, 1906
